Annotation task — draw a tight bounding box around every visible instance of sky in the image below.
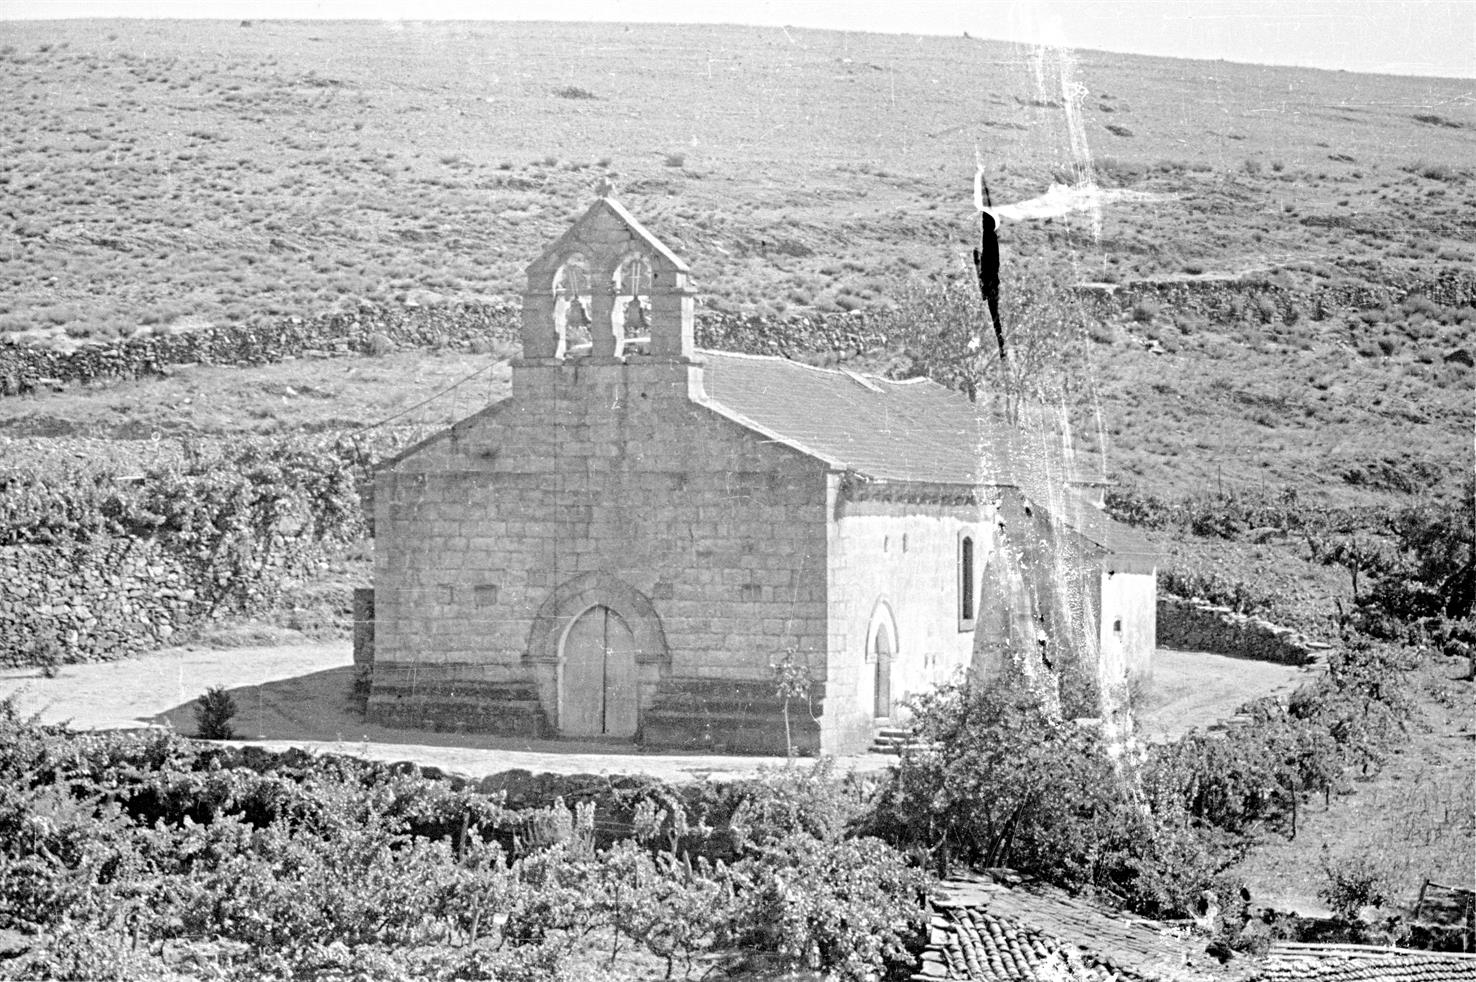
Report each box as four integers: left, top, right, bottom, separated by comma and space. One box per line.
3, 0, 1472, 79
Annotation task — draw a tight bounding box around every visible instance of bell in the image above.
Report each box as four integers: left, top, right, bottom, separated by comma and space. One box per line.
565, 299, 591, 328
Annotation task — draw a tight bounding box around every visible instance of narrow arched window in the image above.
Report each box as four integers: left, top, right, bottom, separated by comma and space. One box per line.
960, 535, 975, 624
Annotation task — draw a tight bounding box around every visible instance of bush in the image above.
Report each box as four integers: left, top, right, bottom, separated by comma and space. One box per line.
729, 833, 930, 980
0, 703, 935, 982
194, 685, 238, 739
869, 680, 1219, 917
1318, 850, 1398, 921
1159, 567, 1280, 614
1146, 635, 1415, 845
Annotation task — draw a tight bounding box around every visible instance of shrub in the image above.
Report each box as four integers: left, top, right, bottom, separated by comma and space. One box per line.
1158, 568, 1280, 614
729, 833, 930, 980
869, 680, 1218, 915
194, 685, 238, 739
1318, 850, 1398, 921
1413, 161, 1459, 182
1132, 298, 1160, 322
1104, 482, 1173, 529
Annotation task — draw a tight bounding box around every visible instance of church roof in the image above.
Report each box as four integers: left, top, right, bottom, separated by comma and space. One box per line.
699, 350, 1020, 487
697, 350, 1158, 566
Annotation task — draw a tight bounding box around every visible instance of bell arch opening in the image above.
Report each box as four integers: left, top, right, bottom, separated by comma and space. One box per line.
551, 254, 593, 358
609, 252, 654, 353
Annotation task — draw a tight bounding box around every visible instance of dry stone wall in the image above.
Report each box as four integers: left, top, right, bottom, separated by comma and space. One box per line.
0, 539, 195, 662
1156, 594, 1329, 666
2, 270, 1470, 396
0, 535, 340, 665
1077, 267, 1476, 326
0, 301, 519, 395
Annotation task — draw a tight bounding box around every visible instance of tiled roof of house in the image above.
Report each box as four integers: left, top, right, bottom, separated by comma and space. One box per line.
919, 875, 1234, 982
1045, 489, 1160, 565
916, 877, 1476, 982
1255, 942, 1476, 981
915, 904, 1144, 981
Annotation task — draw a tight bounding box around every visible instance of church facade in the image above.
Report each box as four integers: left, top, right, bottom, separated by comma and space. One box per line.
366, 194, 1156, 754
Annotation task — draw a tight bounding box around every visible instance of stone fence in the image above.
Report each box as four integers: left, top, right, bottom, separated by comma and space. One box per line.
1076, 267, 1476, 326
4, 269, 1470, 396
0, 301, 521, 396
1157, 594, 1330, 666
1, 538, 198, 663
0, 534, 336, 665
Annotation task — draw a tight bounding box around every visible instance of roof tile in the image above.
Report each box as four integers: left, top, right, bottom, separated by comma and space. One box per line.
699, 351, 1159, 563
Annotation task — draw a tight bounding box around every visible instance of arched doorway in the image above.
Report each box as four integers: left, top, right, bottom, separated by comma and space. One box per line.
873, 620, 894, 719
560, 605, 639, 738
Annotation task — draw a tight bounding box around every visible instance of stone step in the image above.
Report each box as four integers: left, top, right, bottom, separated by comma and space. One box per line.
870, 727, 933, 755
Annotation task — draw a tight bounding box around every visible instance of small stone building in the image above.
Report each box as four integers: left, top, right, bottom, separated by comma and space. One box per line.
367, 193, 1156, 754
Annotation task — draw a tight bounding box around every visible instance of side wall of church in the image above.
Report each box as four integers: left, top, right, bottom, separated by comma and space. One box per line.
1100, 569, 1156, 685
823, 495, 995, 753
369, 359, 832, 748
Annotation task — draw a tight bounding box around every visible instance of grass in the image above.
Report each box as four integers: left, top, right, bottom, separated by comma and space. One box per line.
0, 20, 1471, 343
1230, 654, 1476, 914
0, 348, 512, 438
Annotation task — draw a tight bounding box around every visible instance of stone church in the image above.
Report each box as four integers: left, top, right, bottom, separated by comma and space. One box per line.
366, 192, 1156, 754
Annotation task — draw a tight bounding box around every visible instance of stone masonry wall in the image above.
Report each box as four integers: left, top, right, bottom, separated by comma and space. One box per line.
1075, 267, 1476, 327
1157, 594, 1327, 666
0, 534, 341, 666
369, 359, 832, 750
0, 539, 196, 662
8, 269, 1467, 396
0, 302, 520, 395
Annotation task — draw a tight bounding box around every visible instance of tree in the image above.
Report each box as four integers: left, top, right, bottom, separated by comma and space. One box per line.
194, 685, 238, 740
873, 678, 1120, 879
871, 268, 1096, 426
770, 648, 811, 761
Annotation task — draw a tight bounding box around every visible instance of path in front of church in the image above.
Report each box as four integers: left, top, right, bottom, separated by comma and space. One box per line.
0, 641, 1310, 781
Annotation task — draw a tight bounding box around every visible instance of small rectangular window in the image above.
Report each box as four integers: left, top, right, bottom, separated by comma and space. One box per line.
959, 534, 975, 631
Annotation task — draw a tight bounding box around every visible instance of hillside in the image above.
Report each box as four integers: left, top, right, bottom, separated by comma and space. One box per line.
2, 19, 1472, 329
1, 18, 1471, 499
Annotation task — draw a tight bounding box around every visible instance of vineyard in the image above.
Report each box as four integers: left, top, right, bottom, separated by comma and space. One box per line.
2, 618, 1462, 979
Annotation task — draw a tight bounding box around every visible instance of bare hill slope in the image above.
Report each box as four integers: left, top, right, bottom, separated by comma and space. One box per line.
2, 19, 1472, 333
1, 19, 1472, 496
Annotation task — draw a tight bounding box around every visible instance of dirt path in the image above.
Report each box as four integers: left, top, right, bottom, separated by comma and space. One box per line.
0, 643, 871, 782
1, 642, 1311, 781
1136, 647, 1316, 743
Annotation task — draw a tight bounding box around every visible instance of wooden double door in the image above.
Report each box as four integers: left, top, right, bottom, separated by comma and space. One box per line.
560, 605, 640, 738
